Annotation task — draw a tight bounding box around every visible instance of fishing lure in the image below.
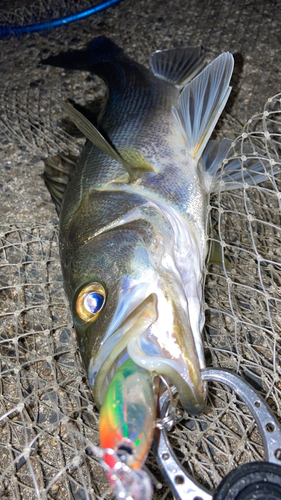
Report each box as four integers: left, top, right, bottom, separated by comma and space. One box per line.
99, 359, 155, 499
99, 359, 155, 470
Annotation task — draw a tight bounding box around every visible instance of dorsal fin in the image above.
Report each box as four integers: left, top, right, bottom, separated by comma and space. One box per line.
173, 52, 234, 161
149, 46, 204, 86
199, 137, 279, 194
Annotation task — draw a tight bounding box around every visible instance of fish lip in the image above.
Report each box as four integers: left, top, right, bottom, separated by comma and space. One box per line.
127, 336, 206, 415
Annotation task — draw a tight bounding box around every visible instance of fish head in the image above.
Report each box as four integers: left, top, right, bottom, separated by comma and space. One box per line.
63, 202, 206, 415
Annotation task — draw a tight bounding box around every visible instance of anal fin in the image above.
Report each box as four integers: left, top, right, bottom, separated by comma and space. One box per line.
200, 138, 280, 193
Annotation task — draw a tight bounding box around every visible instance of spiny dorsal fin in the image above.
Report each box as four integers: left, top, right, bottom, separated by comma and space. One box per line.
173, 52, 234, 161
149, 46, 204, 86
61, 101, 155, 182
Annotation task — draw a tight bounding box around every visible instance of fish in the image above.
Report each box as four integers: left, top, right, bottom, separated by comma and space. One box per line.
43, 37, 266, 496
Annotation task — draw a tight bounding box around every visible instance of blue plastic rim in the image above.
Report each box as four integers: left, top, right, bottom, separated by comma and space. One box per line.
0, 0, 125, 38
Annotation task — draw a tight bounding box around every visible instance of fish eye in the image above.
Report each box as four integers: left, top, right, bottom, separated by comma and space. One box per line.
76, 282, 106, 322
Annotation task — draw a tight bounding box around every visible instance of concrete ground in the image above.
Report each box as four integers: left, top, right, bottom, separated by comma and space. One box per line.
0, 1, 281, 499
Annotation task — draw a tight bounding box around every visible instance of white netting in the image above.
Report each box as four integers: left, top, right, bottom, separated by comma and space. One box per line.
0, 0, 98, 30
1, 74, 281, 499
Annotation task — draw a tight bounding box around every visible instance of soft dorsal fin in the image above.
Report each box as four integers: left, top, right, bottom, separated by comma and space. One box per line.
200, 137, 280, 193
201, 138, 233, 176
60, 101, 155, 182
149, 46, 204, 86
173, 52, 234, 161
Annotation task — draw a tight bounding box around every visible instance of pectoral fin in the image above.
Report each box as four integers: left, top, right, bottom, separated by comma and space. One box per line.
61, 101, 156, 182
43, 154, 77, 214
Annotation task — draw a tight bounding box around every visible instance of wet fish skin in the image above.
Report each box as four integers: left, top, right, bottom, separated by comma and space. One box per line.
44, 37, 234, 414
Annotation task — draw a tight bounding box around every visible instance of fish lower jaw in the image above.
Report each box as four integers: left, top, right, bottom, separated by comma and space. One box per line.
89, 293, 205, 414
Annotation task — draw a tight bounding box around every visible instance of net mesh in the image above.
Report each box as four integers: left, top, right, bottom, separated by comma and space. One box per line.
0, 0, 97, 31
1, 91, 281, 498
1, 0, 281, 495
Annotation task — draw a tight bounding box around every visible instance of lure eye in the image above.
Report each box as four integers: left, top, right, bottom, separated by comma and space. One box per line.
76, 282, 106, 322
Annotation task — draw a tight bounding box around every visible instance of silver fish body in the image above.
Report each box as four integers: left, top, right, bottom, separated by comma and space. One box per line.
45, 37, 234, 414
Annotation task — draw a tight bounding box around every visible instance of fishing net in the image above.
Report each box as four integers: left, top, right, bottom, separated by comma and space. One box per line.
0, 0, 96, 31
1, 95, 281, 498
1, 0, 281, 498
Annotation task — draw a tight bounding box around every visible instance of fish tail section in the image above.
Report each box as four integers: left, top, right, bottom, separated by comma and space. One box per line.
173, 52, 234, 161
86, 36, 124, 62
42, 36, 125, 70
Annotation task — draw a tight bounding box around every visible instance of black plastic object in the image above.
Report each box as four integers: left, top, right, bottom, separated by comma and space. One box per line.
213, 462, 281, 500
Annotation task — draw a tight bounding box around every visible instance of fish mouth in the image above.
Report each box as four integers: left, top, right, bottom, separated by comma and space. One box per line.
89, 292, 206, 414
128, 336, 206, 414
92, 293, 158, 407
